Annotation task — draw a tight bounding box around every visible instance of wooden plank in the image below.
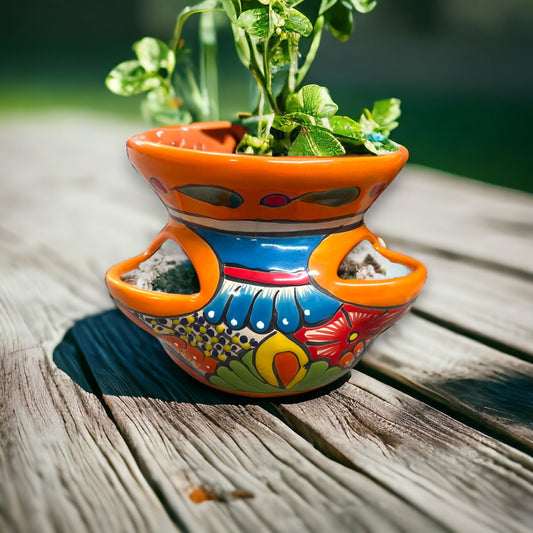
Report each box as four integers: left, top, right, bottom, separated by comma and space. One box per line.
2, 111, 532, 531
71, 310, 448, 533
0, 113, 180, 531
398, 245, 533, 359
367, 165, 533, 275
361, 313, 533, 450
0, 280, 178, 532
277, 372, 533, 533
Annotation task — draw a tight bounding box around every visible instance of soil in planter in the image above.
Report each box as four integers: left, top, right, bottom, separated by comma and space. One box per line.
337, 240, 412, 280
121, 240, 200, 294
151, 262, 200, 294
338, 253, 386, 279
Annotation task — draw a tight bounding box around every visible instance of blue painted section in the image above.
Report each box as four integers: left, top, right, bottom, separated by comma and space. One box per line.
248, 290, 274, 333
198, 228, 343, 334
196, 228, 323, 272
203, 283, 234, 323
225, 285, 258, 329
274, 289, 301, 333
295, 285, 342, 324
202, 279, 342, 334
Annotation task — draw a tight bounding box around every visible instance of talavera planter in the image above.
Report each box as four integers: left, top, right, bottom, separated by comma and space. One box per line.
106, 121, 426, 397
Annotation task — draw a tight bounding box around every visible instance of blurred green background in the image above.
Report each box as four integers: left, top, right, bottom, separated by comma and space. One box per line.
2, 0, 533, 192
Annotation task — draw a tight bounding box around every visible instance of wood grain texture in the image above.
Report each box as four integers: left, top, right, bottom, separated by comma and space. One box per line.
367, 165, 533, 275
0, 288, 178, 532
361, 313, 533, 451
64, 311, 446, 533
2, 111, 533, 532
277, 372, 533, 533
0, 114, 178, 532
393, 245, 533, 360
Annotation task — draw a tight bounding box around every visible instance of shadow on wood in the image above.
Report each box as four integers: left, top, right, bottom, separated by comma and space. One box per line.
53, 310, 349, 404
435, 374, 533, 429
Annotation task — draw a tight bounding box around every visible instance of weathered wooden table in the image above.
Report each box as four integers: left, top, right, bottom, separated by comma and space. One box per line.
1, 112, 532, 533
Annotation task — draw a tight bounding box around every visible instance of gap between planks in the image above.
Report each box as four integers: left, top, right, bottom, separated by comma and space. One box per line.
67, 312, 449, 533
359, 312, 533, 455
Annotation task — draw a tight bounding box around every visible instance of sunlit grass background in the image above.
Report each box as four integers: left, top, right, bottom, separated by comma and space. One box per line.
3, 0, 532, 192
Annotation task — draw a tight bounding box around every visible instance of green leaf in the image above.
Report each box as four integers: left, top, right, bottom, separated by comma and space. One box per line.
370, 98, 401, 134
324, 0, 354, 42
363, 136, 399, 155
286, 84, 338, 118
105, 60, 160, 95
237, 8, 270, 37
349, 0, 377, 14
133, 37, 175, 75
289, 125, 345, 156
319, 0, 338, 15
273, 112, 315, 133
284, 8, 313, 36
171, 0, 223, 49
330, 115, 363, 140
141, 87, 192, 126
219, 0, 239, 23
271, 38, 291, 67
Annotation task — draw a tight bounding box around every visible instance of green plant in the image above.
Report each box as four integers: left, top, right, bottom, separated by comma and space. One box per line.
106, 0, 401, 156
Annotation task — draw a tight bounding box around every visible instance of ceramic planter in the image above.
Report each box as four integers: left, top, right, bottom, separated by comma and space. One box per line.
106, 121, 426, 397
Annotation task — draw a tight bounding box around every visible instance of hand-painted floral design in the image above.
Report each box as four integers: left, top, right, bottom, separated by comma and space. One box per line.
130, 309, 262, 363
295, 303, 411, 366
253, 332, 309, 389
208, 348, 347, 395
118, 297, 412, 396
165, 337, 218, 374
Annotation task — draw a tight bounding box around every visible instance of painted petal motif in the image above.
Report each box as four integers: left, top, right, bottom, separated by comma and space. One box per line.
295, 285, 341, 324
255, 332, 309, 389
295, 304, 392, 365
225, 284, 259, 329
344, 303, 410, 337
275, 288, 301, 333
296, 309, 352, 344
205, 278, 341, 334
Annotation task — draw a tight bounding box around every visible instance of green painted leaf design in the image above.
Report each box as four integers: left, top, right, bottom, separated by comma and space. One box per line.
298, 186, 360, 206
290, 361, 346, 392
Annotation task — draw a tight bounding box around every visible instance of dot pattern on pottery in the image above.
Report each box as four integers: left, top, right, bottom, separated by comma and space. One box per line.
135, 310, 263, 361
121, 300, 411, 396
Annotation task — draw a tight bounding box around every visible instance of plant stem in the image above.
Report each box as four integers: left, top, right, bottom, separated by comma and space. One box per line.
296, 14, 325, 88
199, 11, 219, 121
244, 34, 276, 114
175, 69, 205, 121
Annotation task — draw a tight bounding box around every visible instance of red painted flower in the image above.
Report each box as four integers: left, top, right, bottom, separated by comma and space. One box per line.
295, 303, 411, 365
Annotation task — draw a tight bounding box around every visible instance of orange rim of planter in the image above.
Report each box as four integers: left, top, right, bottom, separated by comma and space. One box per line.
105, 219, 220, 316
309, 225, 427, 307
126, 122, 409, 225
